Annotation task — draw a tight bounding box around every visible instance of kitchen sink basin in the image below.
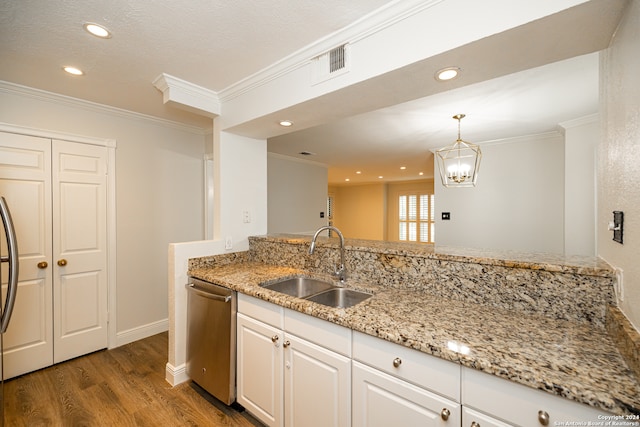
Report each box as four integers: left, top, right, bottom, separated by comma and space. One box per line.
306, 288, 372, 309
261, 276, 335, 298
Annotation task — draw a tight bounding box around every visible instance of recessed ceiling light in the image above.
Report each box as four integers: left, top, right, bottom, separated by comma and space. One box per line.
419, 172, 424, 176
279, 120, 293, 127
435, 67, 460, 81
63, 66, 84, 76
378, 176, 383, 179
345, 178, 350, 182
400, 166, 406, 170
356, 171, 362, 174
83, 22, 112, 39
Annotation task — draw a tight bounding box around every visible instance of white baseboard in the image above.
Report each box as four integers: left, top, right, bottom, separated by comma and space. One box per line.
166, 362, 189, 386
114, 318, 169, 347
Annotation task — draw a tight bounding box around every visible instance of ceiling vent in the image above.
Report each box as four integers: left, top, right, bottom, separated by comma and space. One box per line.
311, 44, 350, 85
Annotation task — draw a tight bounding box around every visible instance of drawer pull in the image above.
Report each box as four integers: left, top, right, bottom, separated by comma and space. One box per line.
283, 340, 291, 348
471, 422, 480, 427
392, 357, 402, 368
538, 410, 550, 426
440, 408, 450, 421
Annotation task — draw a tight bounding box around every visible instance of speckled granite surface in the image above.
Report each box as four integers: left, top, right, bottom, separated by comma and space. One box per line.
187, 235, 640, 415
247, 234, 615, 327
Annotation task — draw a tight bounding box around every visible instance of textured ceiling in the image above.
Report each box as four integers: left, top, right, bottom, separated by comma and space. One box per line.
0, 0, 629, 184
0, 0, 392, 127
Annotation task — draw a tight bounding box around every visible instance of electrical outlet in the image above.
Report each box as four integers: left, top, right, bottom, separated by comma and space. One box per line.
225, 236, 233, 250
615, 267, 624, 302
242, 210, 251, 223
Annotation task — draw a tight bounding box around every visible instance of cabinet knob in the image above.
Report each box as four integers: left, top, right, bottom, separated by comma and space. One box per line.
37, 261, 48, 269
471, 422, 480, 427
271, 335, 279, 343
283, 340, 290, 348
392, 357, 402, 368
538, 410, 550, 426
57, 259, 67, 267
440, 408, 450, 421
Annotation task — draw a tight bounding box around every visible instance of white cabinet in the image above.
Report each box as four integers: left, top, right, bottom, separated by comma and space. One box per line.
284, 333, 351, 427
463, 407, 513, 427
237, 293, 351, 427
352, 331, 461, 427
237, 312, 283, 427
353, 361, 460, 427
462, 367, 612, 427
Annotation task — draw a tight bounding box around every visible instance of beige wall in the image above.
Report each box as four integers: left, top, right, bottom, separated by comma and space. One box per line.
0, 83, 206, 340
328, 180, 434, 242
599, 0, 640, 330
329, 183, 387, 240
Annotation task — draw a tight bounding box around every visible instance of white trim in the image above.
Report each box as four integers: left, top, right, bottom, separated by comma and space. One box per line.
107, 147, 117, 349
558, 113, 599, 129
165, 362, 189, 386
115, 318, 169, 347
0, 121, 116, 148
152, 73, 221, 117
0, 80, 209, 135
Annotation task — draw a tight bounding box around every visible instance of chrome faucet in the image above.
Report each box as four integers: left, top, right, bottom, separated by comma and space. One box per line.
309, 226, 347, 282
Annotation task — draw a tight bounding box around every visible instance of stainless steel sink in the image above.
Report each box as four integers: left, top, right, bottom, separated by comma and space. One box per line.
306, 288, 372, 308
261, 276, 335, 298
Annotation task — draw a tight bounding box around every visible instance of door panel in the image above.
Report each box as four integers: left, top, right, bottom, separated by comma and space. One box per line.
52, 140, 107, 363
0, 133, 53, 379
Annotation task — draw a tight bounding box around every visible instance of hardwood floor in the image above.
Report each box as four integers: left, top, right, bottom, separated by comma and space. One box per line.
4, 332, 263, 427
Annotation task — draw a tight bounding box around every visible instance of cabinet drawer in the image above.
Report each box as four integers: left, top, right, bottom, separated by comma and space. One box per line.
238, 293, 283, 328
353, 331, 460, 401
463, 406, 512, 427
353, 361, 460, 427
284, 308, 351, 356
462, 367, 612, 427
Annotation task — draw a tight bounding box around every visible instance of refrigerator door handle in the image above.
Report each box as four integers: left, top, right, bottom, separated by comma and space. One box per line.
0, 196, 19, 333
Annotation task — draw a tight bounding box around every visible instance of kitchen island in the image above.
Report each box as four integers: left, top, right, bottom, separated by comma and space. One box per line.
188, 234, 640, 418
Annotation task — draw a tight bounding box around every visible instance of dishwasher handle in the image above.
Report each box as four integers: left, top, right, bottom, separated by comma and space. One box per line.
187, 283, 232, 303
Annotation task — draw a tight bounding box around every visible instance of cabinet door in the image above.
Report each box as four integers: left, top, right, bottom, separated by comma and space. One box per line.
353, 361, 460, 427
237, 313, 283, 427
284, 333, 351, 427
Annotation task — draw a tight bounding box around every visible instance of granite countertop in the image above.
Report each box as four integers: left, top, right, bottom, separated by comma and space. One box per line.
189, 261, 640, 415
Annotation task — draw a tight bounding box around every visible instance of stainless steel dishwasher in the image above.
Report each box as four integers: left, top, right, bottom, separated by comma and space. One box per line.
186, 277, 237, 405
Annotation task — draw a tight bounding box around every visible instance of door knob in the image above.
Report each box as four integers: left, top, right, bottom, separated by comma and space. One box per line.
57, 259, 67, 267
37, 261, 48, 269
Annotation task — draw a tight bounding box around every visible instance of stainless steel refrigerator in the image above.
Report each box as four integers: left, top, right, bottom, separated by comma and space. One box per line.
0, 197, 19, 427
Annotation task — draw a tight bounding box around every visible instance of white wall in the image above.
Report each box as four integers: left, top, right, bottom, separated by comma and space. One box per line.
599, 0, 640, 330
0, 82, 207, 342
267, 153, 328, 235
561, 115, 598, 256
435, 133, 565, 253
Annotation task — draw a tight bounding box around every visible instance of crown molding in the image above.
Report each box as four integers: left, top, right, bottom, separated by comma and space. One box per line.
0, 80, 209, 135
152, 73, 221, 117
218, 0, 444, 103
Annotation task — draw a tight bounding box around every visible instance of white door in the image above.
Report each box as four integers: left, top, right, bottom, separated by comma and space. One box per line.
236, 313, 283, 427
52, 139, 108, 363
0, 133, 54, 378
284, 333, 351, 427
0, 132, 108, 378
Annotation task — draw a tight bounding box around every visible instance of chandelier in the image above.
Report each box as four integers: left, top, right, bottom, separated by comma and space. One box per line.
435, 114, 481, 187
